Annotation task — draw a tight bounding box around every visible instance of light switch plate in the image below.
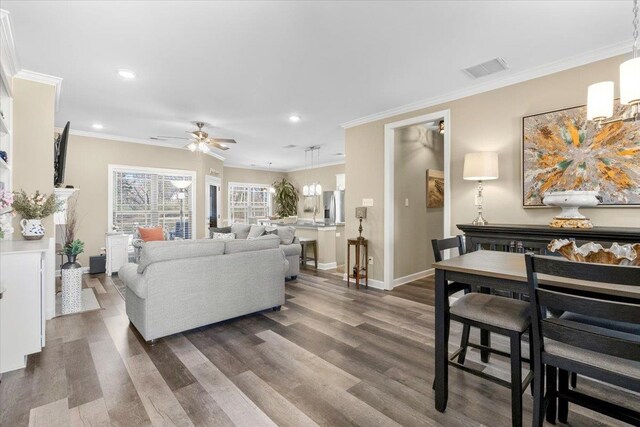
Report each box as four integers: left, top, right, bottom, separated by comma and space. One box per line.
362, 198, 374, 207
405, 198, 409, 207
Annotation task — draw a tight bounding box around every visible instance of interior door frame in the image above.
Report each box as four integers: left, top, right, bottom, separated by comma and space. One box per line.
383, 109, 451, 291
204, 175, 222, 230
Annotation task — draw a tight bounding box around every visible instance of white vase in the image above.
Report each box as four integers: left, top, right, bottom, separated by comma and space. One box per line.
61, 254, 83, 314
20, 218, 45, 240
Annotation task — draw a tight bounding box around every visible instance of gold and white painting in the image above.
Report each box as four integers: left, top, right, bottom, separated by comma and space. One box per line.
426, 169, 444, 208
522, 102, 640, 206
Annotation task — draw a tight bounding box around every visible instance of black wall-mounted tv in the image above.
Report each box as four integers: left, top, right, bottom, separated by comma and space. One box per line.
54, 121, 70, 188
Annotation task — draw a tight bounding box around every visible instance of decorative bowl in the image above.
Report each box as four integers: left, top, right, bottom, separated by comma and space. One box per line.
542, 190, 600, 219
548, 239, 640, 266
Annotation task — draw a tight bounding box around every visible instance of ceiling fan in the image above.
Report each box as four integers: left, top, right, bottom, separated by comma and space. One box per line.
153, 122, 237, 152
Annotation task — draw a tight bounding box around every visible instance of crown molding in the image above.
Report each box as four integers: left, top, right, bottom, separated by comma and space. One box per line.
341, 40, 632, 129
68, 129, 226, 162
285, 160, 346, 172
224, 159, 345, 173
15, 70, 63, 111
0, 10, 19, 77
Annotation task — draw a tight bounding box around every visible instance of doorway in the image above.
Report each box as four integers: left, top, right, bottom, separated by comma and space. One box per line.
383, 110, 451, 290
205, 175, 222, 229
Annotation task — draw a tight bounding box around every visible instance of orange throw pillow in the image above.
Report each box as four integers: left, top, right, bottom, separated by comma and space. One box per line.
138, 226, 165, 242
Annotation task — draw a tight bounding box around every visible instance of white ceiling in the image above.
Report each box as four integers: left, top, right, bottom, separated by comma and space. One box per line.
2, 0, 634, 170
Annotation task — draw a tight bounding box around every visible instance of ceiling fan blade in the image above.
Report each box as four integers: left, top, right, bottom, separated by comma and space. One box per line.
211, 142, 230, 151
211, 138, 237, 144
158, 135, 190, 140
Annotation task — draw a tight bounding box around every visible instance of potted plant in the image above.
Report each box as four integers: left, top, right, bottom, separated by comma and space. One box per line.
11, 190, 61, 240
272, 178, 299, 218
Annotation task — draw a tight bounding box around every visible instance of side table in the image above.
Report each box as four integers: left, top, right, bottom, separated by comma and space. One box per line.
346, 238, 368, 289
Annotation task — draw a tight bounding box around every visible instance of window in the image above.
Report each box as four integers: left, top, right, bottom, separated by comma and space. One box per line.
228, 182, 271, 224
109, 165, 196, 239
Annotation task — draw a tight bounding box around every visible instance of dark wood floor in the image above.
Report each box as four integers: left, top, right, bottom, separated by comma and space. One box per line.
1, 269, 636, 426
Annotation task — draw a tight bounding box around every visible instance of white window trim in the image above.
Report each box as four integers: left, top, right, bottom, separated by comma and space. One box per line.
227, 181, 272, 224
107, 164, 197, 237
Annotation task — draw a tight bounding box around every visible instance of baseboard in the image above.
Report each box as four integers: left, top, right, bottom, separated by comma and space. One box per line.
55, 267, 90, 277
392, 268, 434, 288
307, 261, 337, 270
341, 274, 386, 290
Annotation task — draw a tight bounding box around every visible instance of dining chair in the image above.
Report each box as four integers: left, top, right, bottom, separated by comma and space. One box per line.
432, 237, 534, 427
525, 254, 640, 427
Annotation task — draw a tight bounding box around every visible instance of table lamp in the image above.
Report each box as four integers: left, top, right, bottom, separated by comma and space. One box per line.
355, 207, 367, 240
463, 152, 499, 225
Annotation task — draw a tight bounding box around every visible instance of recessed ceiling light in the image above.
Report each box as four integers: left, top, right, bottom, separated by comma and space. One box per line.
289, 115, 301, 123
92, 123, 104, 130
117, 69, 136, 79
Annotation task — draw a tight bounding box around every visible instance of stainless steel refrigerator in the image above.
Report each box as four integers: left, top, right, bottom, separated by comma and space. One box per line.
323, 190, 345, 224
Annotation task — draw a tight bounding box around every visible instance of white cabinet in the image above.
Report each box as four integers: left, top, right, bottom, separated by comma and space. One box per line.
0, 239, 52, 374
106, 233, 129, 276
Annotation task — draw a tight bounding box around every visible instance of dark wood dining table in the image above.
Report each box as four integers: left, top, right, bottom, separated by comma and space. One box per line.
432, 250, 640, 412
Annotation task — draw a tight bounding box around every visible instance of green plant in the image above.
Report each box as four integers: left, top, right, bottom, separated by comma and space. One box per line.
11, 190, 61, 219
64, 239, 85, 256
272, 178, 299, 217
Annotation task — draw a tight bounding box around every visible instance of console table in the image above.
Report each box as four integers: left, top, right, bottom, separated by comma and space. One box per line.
457, 223, 640, 253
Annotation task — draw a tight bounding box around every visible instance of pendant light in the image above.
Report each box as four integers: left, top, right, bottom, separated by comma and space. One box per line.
315, 147, 322, 195
587, 0, 640, 124
302, 150, 310, 196
268, 162, 276, 194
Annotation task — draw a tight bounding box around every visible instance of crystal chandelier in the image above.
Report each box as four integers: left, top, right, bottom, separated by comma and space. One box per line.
587, 0, 640, 124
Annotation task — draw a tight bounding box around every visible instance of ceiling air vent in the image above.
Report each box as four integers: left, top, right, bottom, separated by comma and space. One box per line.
462, 57, 509, 79
283, 144, 297, 149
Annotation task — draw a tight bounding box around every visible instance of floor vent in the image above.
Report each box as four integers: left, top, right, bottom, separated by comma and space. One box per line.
463, 57, 509, 79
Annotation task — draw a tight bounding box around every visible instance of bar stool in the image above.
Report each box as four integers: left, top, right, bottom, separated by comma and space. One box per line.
299, 238, 317, 270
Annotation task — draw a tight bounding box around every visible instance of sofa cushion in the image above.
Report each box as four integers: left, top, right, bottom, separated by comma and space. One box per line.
247, 225, 266, 239
281, 243, 301, 257
276, 226, 296, 245
231, 223, 252, 240
212, 232, 235, 240
224, 234, 280, 254
138, 226, 165, 242
209, 226, 231, 237
138, 239, 225, 273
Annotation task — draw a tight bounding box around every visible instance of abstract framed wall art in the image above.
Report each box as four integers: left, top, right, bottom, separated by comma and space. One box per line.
426, 169, 444, 208
522, 101, 640, 207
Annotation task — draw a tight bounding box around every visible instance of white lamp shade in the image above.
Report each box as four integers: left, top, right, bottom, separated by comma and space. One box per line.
620, 57, 640, 105
463, 152, 499, 181
187, 142, 197, 152
309, 185, 316, 196
171, 180, 192, 189
303, 185, 309, 196
269, 186, 276, 194
587, 81, 614, 120
315, 183, 322, 194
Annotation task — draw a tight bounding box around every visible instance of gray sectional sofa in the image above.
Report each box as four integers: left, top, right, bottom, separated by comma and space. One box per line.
119, 236, 287, 341
212, 223, 301, 280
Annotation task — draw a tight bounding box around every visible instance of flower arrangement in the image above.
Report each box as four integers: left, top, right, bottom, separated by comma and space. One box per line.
0, 189, 13, 211
11, 190, 61, 219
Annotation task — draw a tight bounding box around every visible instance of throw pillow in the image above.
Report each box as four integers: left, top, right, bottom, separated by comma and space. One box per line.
230, 223, 252, 240
138, 226, 165, 242
209, 226, 231, 238
212, 232, 235, 240
276, 226, 296, 245
264, 227, 278, 236
247, 225, 266, 239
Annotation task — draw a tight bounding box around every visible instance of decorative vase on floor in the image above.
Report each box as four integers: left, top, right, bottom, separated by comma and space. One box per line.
61, 254, 83, 314
20, 218, 45, 240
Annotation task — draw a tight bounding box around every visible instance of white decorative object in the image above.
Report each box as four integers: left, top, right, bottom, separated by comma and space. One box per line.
543, 190, 600, 228
20, 218, 45, 240
548, 239, 640, 266
61, 263, 82, 314
0, 211, 12, 238
106, 233, 129, 276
